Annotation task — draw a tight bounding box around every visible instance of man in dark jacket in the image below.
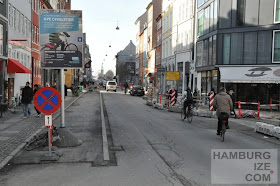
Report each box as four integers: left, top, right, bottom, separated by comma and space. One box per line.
213, 87, 233, 135
22, 82, 33, 118
33, 84, 41, 117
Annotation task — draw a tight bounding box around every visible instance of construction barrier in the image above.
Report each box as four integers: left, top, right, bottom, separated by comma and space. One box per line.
255, 122, 280, 139
159, 94, 162, 104
171, 90, 175, 106
209, 91, 214, 111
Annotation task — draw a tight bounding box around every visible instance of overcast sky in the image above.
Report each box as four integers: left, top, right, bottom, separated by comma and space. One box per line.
71, 0, 151, 76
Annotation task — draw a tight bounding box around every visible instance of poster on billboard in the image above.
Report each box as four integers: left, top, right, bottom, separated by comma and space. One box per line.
39, 9, 83, 68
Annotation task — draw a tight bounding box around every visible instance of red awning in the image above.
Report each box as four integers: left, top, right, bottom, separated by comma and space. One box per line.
7, 58, 32, 74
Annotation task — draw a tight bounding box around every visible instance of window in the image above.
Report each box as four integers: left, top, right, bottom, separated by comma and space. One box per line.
0, 25, 3, 56
209, 2, 214, 31
9, 4, 13, 26
169, 38, 172, 55
198, 0, 204, 7
231, 33, 243, 64
197, 10, 204, 36
244, 32, 257, 64
212, 35, 217, 65
169, 12, 172, 30
186, 0, 189, 19
209, 37, 212, 65
16, 10, 20, 31
257, 31, 272, 64
213, 0, 218, 30
166, 40, 169, 57
163, 18, 165, 33
196, 41, 203, 67
223, 34, 231, 64
237, 0, 246, 26
166, 15, 169, 31
204, 6, 210, 34
162, 43, 165, 58
273, 31, 280, 63
203, 39, 208, 66
275, 0, 280, 22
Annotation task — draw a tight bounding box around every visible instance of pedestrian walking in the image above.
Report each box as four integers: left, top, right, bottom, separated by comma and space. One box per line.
22, 82, 33, 118
229, 89, 236, 118
124, 82, 129, 94
33, 84, 41, 117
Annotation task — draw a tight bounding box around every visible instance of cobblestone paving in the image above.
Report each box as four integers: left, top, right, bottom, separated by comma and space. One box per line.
0, 95, 81, 164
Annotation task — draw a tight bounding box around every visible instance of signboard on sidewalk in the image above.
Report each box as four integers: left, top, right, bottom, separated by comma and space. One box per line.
39, 9, 83, 69
166, 71, 180, 81
34, 87, 61, 115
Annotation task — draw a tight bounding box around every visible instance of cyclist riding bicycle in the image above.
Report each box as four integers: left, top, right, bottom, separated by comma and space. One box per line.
182, 87, 193, 119
213, 87, 233, 135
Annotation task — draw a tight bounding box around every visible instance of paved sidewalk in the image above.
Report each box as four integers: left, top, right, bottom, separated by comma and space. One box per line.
0, 92, 83, 169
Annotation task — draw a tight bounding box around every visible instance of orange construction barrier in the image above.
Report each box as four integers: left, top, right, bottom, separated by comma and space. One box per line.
257, 101, 260, 118
160, 94, 162, 104
238, 101, 241, 118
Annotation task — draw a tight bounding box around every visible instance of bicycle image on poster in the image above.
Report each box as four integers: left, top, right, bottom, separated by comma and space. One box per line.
39, 9, 83, 68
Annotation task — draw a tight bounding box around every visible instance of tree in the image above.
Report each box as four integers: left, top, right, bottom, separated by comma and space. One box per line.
105, 70, 114, 80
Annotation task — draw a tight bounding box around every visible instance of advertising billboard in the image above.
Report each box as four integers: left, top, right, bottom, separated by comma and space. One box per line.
39, 9, 83, 68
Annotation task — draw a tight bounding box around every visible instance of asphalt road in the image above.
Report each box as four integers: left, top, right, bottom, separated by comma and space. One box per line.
0, 90, 279, 186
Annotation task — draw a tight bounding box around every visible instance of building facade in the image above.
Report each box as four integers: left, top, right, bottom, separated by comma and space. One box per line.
8, 0, 32, 102
173, 0, 195, 93
0, 0, 8, 104
161, 0, 174, 92
116, 41, 136, 84
195, 0, 280, 104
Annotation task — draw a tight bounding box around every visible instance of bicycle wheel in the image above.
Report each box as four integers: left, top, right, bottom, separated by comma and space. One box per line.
187, 111, 193, 123
65, 43, 78, 51
181, 108, 185, 121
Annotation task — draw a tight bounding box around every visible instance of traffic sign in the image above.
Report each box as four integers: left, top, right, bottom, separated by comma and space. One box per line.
44, 115, 53, 127
34, 87, 62, 115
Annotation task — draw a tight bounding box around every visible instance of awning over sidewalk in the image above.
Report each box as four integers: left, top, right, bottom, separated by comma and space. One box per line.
6, 58, 32, 74
219, 66, 280, 83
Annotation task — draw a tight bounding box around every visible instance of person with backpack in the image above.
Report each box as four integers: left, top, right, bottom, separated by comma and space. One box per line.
182, 87, 193, 119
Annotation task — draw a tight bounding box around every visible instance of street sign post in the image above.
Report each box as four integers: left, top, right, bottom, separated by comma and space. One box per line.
34, 87, 61, 161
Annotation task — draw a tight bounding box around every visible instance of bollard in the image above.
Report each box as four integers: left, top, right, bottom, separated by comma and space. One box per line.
238, 101, 241, 118
209, 91, 214, 111
171, 91, 175, 106
257, 101, 260, 118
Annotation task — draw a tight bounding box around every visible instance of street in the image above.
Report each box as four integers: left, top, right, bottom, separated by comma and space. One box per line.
0, 90, 279, 186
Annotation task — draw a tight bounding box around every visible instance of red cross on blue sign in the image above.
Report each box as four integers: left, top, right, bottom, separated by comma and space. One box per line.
34, 87, 61, 115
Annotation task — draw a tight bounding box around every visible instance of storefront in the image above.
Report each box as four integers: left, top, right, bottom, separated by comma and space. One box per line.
200, 70, 218, 95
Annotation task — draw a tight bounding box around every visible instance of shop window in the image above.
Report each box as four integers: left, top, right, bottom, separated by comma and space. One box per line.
201, 72, 207, 94
207, 71, 212, 94
223, 34, 231, 64
212, 70, 218, 93
231, 33, 243, 64
273, 30, 280, 63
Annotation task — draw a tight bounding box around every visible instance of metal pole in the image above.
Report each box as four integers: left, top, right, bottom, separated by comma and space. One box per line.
60, 69, 65, 127
48, 127, 51, 156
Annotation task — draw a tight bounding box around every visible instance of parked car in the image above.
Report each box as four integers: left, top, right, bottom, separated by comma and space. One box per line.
106, 81, 117, 92
130, 85, 145, 96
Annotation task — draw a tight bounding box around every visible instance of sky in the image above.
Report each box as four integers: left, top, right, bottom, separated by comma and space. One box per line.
71, 0, 151, 77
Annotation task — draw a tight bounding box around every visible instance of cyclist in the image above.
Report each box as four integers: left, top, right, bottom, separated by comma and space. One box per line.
213, 87, 233, 135
182, 87, 193, 119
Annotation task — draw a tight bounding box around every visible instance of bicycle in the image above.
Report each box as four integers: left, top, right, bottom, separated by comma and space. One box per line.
25, 127, 59, 151
181, 103, 193, 123
219, 112, 229, 142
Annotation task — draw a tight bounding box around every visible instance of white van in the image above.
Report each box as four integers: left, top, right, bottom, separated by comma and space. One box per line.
106, 81, 117, 92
